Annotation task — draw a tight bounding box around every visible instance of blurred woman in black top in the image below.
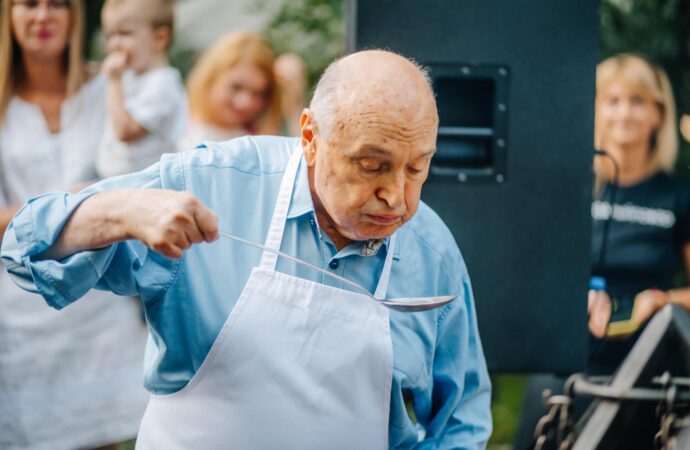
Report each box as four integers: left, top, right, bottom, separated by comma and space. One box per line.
515, 54, 690, 449
588, 53, 690, 374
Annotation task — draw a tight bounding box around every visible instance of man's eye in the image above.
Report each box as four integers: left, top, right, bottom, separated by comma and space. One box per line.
359, 159, 382, 172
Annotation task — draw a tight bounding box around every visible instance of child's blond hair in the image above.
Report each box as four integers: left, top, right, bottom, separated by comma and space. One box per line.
102, 0, 175, 47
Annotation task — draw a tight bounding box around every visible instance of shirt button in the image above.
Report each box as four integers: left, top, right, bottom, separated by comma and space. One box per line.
329, 259, 339, 270
309, 218, 316, 227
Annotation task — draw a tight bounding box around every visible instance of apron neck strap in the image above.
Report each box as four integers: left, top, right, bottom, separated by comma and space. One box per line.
259, 146, 303, 270
373, 233, 396, 300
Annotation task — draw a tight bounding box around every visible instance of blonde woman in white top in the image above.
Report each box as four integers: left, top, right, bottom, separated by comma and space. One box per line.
0, 1, 148, 449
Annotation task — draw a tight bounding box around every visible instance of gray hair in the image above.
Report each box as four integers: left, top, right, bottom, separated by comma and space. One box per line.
309, 51, 433, 140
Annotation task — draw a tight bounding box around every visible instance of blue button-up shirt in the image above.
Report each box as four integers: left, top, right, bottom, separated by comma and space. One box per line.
2, 136, 491, 449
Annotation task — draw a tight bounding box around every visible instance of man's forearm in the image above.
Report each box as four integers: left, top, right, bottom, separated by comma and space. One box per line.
38, 190, 133, 261
38, 187, 219, 261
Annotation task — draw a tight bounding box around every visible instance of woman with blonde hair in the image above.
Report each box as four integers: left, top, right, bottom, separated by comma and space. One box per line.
515, 54, 690, 449
179, 31, 305, 149
588, 54, 690, 375
0, 1, 147, 448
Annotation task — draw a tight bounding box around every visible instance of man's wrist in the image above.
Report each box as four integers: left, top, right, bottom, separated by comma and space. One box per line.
89, 190, 136, 243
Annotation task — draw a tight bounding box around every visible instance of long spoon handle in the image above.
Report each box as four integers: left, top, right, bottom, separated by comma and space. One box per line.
217, 231, 375, 299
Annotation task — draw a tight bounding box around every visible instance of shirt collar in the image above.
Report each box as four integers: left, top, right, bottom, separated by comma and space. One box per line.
286, 154, 314, 221
286, 154, 398, 258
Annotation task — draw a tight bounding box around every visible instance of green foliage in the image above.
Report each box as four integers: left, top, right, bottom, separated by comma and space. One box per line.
260, 0, 344, 90
83, 0, 106, 60
599, 0, 684, 63
489, 375, 527, 445
117, 440, 135, 450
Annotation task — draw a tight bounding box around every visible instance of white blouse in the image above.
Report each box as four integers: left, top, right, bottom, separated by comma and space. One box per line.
0, 76, 107, 204
0, 75, 148, 450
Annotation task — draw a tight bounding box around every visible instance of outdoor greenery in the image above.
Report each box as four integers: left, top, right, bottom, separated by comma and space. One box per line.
260, 0, 344, 89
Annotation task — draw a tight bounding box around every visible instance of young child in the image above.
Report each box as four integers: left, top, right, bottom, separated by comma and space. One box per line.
97, 0, 187, 178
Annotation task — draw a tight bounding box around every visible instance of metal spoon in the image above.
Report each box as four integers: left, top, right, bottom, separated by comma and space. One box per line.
217, 231, 456, 312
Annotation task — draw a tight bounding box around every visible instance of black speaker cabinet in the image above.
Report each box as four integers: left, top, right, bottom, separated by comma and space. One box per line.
347, 0, 599, 373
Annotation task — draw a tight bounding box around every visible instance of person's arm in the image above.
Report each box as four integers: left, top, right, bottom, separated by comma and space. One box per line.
416, 275, 492, 449
42, 188, 217, 261
1, 158, 216, 309
666, 242, 690, 311
588, 288, 612, 338
0, 180, 94, 246
668, 288, 690, 311
630, 243, 690, 323
102, 51, 148, 143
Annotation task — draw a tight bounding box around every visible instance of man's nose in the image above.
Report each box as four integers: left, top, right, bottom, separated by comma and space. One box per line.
377, 172, 406, 209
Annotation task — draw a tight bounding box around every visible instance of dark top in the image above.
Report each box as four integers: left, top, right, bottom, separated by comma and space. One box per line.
589, 171, 690, 374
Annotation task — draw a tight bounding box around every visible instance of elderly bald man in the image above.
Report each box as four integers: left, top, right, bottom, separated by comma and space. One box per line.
2, 50, 491, 449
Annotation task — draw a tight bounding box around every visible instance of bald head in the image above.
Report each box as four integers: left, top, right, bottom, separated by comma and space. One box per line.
309, 50, 438, 141
300, 50, 439, 249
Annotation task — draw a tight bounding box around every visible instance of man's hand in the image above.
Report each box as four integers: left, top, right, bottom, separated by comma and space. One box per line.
588, 289, 611, 338
125, 190, 219, 259
632, 289, 669, 325
40, 189, 218, 261
102, 51, 128, 80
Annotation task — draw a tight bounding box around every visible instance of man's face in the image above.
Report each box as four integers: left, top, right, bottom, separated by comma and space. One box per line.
303, 100, 438, 245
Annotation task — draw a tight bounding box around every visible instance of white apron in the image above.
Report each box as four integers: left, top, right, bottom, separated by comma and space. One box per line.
136, 149, 395, 450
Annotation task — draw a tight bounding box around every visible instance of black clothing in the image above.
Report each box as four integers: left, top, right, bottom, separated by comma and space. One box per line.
514, 172, 690, 450
589, 171, 690, 374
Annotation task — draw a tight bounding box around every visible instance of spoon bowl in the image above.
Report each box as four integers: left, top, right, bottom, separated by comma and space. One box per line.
380, 295, 456, 312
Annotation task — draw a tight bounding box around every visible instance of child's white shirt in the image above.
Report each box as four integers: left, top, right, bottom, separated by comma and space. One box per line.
97, 67, 187, 178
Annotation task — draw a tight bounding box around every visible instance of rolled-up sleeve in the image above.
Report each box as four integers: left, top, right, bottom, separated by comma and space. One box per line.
1, 160, 177, 310
418, 275, 492, 449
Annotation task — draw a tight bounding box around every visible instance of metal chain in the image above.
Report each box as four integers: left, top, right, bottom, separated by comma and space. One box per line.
533, 382, 576, 450
653, 373, 690, 450
533, 373, 690, 450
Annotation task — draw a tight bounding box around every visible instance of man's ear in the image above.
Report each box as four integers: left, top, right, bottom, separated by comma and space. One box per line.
301, 109, 317, 166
